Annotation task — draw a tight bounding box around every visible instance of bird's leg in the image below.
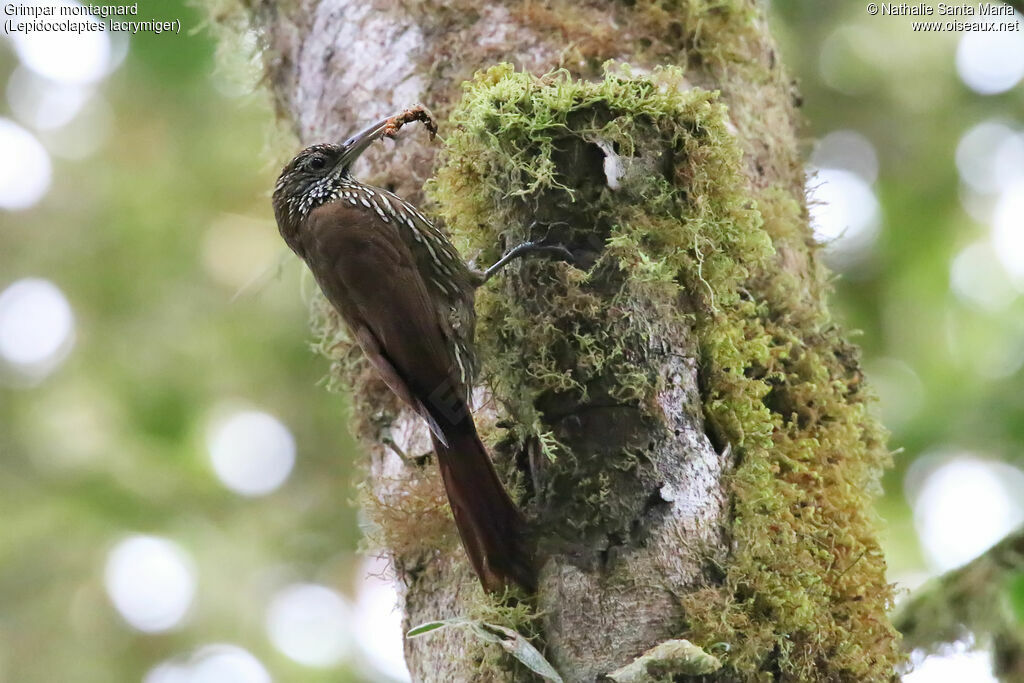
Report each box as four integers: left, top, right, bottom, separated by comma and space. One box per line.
481, 241, 574, 284
480, 221, 573, 284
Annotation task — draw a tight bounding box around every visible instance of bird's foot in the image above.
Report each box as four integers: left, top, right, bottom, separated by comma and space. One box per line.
481, 222, 574, 284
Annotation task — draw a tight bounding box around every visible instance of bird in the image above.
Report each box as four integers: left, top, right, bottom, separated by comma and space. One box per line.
271, 111, 562, 593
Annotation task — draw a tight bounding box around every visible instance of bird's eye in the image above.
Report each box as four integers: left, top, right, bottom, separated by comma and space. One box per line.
308, 155, 327, 171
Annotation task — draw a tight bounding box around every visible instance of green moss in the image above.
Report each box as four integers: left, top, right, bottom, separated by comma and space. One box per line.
430, 64, 900, 680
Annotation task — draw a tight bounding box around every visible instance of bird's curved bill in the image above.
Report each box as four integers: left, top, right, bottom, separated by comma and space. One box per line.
337, 113, 396, 169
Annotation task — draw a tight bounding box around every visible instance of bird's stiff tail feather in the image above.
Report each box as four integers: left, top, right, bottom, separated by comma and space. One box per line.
430, 427, 536, 594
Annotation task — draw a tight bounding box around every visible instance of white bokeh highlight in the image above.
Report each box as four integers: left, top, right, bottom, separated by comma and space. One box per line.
812, 130, 879, 184
807, 167, 881, 266
0, 278, 75, 379
991, 180, 1024, 285
956, 15, 1024, 95
950, 241, 1018, 311
266, 583, 352, 667
7, 1, 111, 85
905, 454, 1024, 572
0, 118, 52, 209
188, 645, 272, 683
145, 645, 272, 683
956, 121, 1024, 200
904, 647, 997, 683
6, 67, 91, 131
104, 535, 196, 633
207, 410, 296, 496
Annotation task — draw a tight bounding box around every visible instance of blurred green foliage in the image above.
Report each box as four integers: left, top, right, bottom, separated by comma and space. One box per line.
0, 1, 367, 681
1011, 573, 1024, 624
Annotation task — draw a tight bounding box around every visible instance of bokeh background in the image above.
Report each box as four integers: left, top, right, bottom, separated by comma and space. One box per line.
1, 1, 1022, 681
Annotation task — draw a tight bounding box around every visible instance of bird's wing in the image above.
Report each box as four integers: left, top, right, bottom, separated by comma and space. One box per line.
303, 201, 463, 438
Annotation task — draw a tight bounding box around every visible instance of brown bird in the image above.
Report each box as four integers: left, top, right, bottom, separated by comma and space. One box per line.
272, 112, 560, 593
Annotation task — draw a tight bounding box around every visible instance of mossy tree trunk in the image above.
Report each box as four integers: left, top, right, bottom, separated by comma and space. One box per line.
240, 1, 902, 680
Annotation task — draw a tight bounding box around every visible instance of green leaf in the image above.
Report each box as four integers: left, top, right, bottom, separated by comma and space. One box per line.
406, 618, 466, 638
405, 617, 563, 681
471, 622, 564, 683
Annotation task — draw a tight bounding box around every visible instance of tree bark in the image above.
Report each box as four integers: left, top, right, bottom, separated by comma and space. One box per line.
234, 1, 903, 680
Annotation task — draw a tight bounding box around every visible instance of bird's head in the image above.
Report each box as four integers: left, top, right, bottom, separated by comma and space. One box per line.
271, 114, 396, 245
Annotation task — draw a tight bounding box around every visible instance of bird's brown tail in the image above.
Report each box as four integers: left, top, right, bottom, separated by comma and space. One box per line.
431, 427, 536, 593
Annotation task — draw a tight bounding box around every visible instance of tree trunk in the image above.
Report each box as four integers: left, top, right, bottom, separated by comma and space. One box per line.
234, 1, 903, 680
